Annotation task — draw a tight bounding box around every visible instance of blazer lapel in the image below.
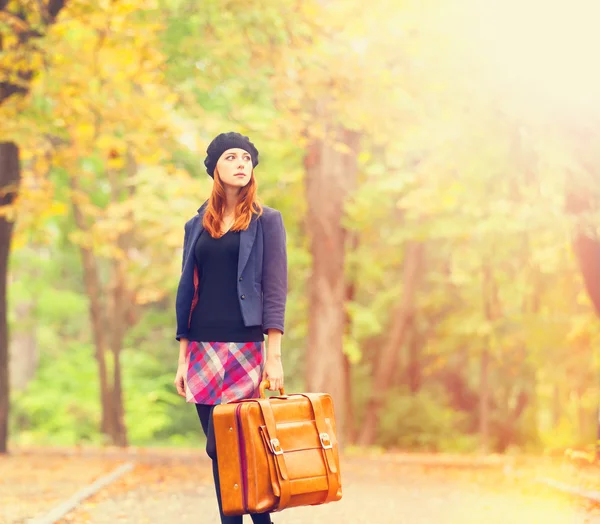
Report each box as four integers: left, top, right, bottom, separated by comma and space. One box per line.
238, 215, 258, 279
184, 201, 207, 270
185, 219, 203, 270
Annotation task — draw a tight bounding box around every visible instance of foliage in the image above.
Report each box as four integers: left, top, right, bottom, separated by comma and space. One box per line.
377, 387, 478, 453
2, 0, 599, 452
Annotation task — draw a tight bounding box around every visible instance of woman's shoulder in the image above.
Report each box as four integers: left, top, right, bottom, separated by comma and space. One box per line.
184, 213, 201, 232
258, 205, 284, 227
259, 205, 282, 219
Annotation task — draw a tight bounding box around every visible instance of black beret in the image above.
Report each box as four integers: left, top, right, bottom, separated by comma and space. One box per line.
203, 132, 260, 178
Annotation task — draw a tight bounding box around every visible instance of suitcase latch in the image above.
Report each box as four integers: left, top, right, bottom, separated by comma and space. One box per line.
319, 432, 333, 450
269, 438, 284, 455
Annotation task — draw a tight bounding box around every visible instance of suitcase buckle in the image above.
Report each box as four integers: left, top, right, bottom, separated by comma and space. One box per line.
319, 432, 333, 450
269, 438, 284, 455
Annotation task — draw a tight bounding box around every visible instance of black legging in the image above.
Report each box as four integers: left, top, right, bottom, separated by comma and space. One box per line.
195, 403, 273, 524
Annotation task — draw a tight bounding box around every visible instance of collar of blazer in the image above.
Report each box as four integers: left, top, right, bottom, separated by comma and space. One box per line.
196, 199, 208, 216
193, 199, 259, 280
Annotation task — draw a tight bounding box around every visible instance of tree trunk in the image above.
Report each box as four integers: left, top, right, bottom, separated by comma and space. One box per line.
480, 262, 500, 454
564, 139, 600, 461
572, 233, 600, 315
82, 245, 115, 439
343, 231, 359, 444
479, 349, 490, 453
357, 242, 425, 446
0, 142, 19, 454
68, 177, 114, 440
105, 154, 139, 448
304, 105, 360, 446
109, 260, 128, 447
105, 153, 141, 447
498, 387, 529, 453
406, 327, 422, 394
596, 405, 600, 462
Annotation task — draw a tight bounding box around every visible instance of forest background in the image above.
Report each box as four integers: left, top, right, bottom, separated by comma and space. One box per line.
1, 0, 599, 456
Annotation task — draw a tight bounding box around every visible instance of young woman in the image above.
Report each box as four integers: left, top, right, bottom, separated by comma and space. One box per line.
173, 132, 287, 524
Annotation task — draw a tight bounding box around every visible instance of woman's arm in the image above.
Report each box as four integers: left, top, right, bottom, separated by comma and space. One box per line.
181, 222, 189, 273
174, 337, 189, 398
262, 211, 287, 391
266, 329, 282, 358
175, 221, 191, 342
178, 337, 189, 365
264, 329, 284, 391
261, 211, 288, 334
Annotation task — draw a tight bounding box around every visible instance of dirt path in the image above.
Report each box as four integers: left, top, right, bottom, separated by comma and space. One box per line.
49, 455, 598, 524
0, 453, 124, 524
2, 449, 598, 524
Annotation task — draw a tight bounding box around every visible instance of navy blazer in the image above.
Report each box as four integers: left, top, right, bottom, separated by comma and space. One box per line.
175, 200, 288, 341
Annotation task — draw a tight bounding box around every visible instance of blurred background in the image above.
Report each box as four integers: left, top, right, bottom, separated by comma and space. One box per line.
1, 0, 599, 457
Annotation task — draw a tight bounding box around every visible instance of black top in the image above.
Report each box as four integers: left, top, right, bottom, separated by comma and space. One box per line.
188, 229, 264, 343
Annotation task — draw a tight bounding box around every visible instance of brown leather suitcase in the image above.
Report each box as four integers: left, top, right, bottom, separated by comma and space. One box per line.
212, 381, 342, 516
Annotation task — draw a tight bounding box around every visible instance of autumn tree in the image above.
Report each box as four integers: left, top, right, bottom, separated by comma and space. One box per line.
0, 0, 67, 454
14, 1, 181, 446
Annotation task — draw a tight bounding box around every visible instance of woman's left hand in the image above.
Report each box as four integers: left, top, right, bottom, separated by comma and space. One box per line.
263, 355, 284, 391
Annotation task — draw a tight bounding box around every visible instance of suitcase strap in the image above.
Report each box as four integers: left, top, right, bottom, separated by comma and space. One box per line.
256, 395, 340, 508
256, 399, 292, 510
297, 393, 340, 504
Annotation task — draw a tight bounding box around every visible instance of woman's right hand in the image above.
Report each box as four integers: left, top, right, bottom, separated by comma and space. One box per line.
174, 362, 187, 398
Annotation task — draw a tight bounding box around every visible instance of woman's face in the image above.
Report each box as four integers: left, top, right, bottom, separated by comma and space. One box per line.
215, 148, 253, 189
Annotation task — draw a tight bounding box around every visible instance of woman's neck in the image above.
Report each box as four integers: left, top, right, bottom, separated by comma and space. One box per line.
223, 186, 240, 216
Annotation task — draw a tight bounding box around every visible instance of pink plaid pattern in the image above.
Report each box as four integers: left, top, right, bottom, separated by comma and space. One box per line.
185, 341, 264, 405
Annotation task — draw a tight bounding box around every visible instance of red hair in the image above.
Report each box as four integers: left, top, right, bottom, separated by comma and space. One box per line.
202, 167, 263, 238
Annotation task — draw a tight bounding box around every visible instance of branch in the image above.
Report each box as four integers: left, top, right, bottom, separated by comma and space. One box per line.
0, 10, 31, 33
0, 0, 67, 106
47, 0, 66, 22
0, 81, 28, 103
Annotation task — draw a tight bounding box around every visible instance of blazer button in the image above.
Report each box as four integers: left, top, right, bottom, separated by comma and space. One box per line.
241, 294, 246, 300
239, 277, 243, 281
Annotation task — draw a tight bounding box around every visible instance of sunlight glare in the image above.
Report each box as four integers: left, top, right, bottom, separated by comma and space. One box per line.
468, 0, 600, 112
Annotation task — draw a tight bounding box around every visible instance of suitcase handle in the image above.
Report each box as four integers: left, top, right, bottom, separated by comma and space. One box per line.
260, 379, 285, 398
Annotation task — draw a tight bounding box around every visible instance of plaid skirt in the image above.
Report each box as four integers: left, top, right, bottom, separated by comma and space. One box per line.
185, 340, 265, 405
